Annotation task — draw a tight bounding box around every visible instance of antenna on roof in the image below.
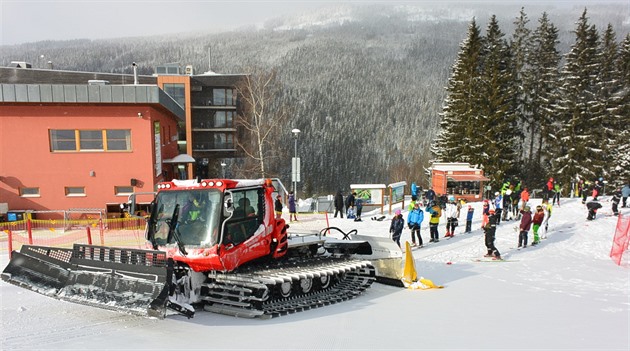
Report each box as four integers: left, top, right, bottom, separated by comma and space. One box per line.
208, 46, 212, 72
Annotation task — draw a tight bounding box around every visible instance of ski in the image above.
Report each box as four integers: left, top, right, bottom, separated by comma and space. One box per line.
472, 258, 518, 262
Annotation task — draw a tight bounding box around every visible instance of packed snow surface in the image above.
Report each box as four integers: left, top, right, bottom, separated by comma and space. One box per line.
1, 197, 628, 350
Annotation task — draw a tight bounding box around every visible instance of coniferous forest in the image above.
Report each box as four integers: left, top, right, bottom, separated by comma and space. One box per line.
1, 3, 628, 195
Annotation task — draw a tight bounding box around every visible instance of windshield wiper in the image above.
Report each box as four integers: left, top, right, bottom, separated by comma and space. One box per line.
167, 204, 188, 256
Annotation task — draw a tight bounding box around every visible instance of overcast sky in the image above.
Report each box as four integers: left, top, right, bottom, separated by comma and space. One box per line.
1, 0, 626, 46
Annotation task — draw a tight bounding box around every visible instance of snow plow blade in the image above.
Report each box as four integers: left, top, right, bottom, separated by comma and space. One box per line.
347, 235, 404, 287
1, 244, 173, 318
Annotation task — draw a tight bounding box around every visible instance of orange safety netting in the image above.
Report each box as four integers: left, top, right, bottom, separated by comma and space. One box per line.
1, 218, 148, 255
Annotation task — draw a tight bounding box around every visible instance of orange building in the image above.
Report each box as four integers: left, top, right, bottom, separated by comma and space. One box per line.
0, 83, 184, 218
428, 162, 490, 202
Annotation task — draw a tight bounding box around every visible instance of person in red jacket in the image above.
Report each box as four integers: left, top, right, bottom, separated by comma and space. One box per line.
520, 188, 530, 209
545, 178, 554, 200
518, 205, 533, 248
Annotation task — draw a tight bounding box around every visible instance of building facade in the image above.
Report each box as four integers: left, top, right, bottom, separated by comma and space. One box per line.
0, 83, 183, 218
156, 71, 245, 179
0, 64, 246, 217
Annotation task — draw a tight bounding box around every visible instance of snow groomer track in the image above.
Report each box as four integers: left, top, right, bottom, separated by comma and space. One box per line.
202, 257, 376, 319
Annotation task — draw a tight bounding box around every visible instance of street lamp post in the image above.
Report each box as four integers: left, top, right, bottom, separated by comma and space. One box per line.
220, 162, 226, 178
292, 128, 301, 201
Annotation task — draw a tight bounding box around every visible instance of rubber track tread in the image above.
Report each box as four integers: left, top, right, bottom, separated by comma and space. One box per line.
202, 257, 375, 318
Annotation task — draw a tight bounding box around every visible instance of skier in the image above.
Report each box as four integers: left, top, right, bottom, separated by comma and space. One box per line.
520, 187, 531, 210
465, 205, 474, 233
426, 201, 441, 242
444, 196, 459, 238
582, 180, 591, 204
502, 189, 513, 221
552, 183, 561, 207
407, 202, 424, 247
531, 205, 545, 245
411, 182, 418, 199
493, 192, 503, 225
425, 187, 436, 204
540, 198, 552, 239
389, 209, 405, 248
586, 200, 602, 220
481, 199, 490, 228
483, 208, 501, 260
545, 177, 555, 201
611, 189, 621, 216
592, 178, 604, 201
333, 190, 344, 218
518, 205, 533, 248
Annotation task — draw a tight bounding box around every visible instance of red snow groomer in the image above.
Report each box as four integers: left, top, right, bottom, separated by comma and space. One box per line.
2, 178, 402, 319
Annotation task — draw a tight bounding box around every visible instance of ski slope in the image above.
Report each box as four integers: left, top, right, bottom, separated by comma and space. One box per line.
1, 197, 628, 350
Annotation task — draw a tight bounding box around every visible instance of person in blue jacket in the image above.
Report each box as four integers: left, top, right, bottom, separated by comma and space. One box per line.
465, 205, 474, 232
407, 202, 424, 247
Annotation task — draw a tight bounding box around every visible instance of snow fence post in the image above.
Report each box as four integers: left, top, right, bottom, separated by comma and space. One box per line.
98, 218, 104, 246
86, 226, 92, 245
26, 217, 33, 245
7, 229, 13, 259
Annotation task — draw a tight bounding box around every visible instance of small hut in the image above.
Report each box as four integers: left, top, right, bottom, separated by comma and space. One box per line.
428, 162, 490, 202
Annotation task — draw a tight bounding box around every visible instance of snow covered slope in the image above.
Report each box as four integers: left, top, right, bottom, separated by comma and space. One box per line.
1, 197, 628, 350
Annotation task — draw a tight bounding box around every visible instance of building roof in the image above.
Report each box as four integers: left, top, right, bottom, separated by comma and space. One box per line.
0, 66, 156, 85
0, 83, 184, 120
429, 162, 482, 172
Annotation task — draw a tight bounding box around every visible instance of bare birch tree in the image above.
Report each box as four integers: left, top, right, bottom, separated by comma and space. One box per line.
234, 67, 291, 179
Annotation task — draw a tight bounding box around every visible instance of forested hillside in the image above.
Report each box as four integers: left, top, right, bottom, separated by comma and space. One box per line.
1, 3, 628, 195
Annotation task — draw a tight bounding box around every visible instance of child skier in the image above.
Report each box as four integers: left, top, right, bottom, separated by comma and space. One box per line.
586, 200, 602, 220
444, 196, 459, 238
465, 205, 474, 233
493, 192, 503, 225
389, 209, 405, 248
407, 202, 424, 247
518, 205, 533, 248
481, 200, 490, 229
483, 208, 501, 260
531, 205, 544, 245
426, 201, 441, 242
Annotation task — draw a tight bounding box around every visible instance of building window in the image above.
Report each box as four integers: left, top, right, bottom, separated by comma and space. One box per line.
214, 133, 234, 149
65, 186, 86, 196
163, 83, 186, 108
50, 130, 77, 151
51, 129, 131, 152
106, 130, 131, 151
214, 111, 235, 128
226, 89, 235, 106
213, 88, 236, 106
19, 187, 40, 197
79, 130, 104, 150
115, 186, 134, 196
